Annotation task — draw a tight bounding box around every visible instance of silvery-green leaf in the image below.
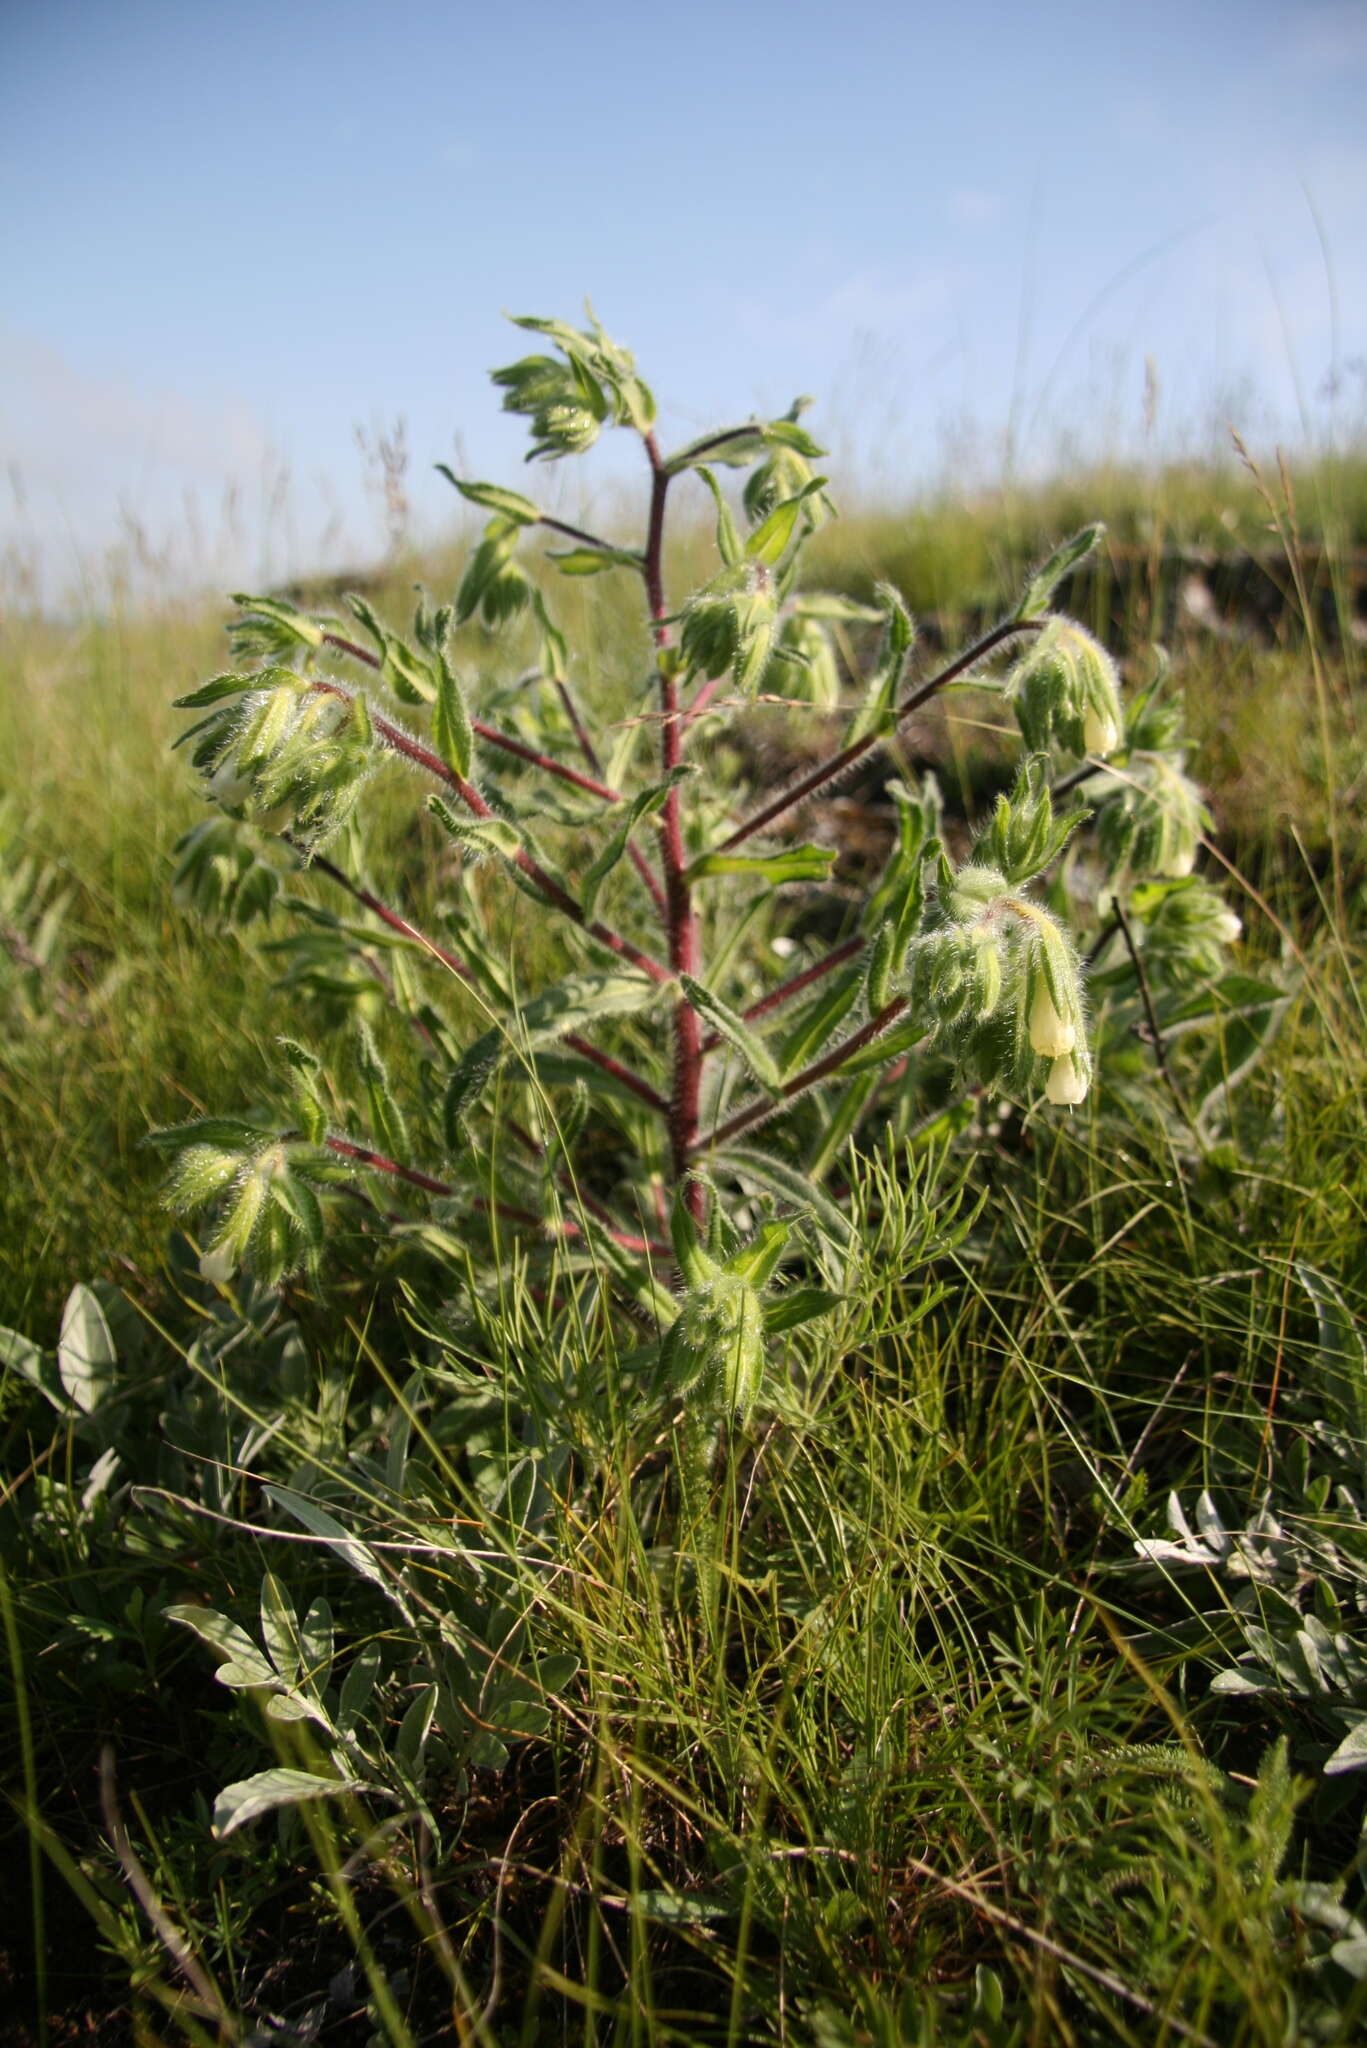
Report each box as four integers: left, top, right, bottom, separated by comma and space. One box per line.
57, 1285, 117, 1416
165, 1605, 276, 1688
1324, 1721, 1367, 1777
264, 1484, 412, 1622
212, 1768, 368, 1839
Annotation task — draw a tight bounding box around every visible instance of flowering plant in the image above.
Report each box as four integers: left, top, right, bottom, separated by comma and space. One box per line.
161, 306, 1238, 1441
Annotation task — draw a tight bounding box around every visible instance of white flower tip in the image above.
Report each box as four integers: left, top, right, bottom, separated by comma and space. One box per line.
1029, 985, 1076, 1058
1164, 847, 1196, 878
199, 1243, 236, 1286
1046, 1054, 1089, 1106
1083, 707, 1120, 758
1215, 910, 1242, 944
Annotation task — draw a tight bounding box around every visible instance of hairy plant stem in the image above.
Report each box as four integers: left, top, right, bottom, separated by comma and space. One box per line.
644, 431, 705, 1223
304, 850, 668, 1117
699, 934, 865, 1055
325, 1137, 664, 1256
322, 630, 669, 921
713, 616, 1045, 854
308, 677, 672, 985
700, 995, 914, 1154
320, 633, 622, 801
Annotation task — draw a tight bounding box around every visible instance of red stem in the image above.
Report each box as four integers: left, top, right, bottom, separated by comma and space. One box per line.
321, 632, 622, 801
309, 677, 672, 985
700, 995, 914, 1153
713, 617, 1043, 854
684, 674, 727, 729
305, 851, 668, 1116
325, 1135, 453, 1195
699, 934, 865, 1055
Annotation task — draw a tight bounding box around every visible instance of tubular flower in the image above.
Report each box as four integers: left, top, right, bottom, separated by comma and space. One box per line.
1083, 705, 1121, 758
1046, 1054, 1089, 1106
1029, 983, 1076, 1058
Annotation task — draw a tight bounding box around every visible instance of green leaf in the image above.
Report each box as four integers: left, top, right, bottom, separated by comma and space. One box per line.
717, 1145, 856, 1262
762, 1286, 843, 1334
536, 1653, 580, 1692
395, 1682, 439, 1781
173, 672, 256, 710
845, 585, 914, 745
1296, 1264, 1367, 1495
298, 1597, 334, 1692
778, 968, 863, 1080
144, 1115, 272, 1152
263, 1484, 412, 1620
444, 969, 661, 1140
681, 977, 781, 1092
0, 1326, 69, 1414
432, 655, 475, 782
230, 593, 324, 651
436, 468, 540, 525
212, 1768, 367, 1840
1016, 523, 1105, 621
664, 425, 768, 476
695, 468, 744, 569
164, 1605, 277, 1688
825, 1010, 925, 1077
336, 1642, 383, 1733
426, 796, 523, 862
580, 769, 688, 918
259, 1571, 301, 1684
744, 477, 827, 566
1324, 1722, 1367, 1778
687, 843, 837, 888
725, 1218, 790, 1288
546, 545, 641, 576
57, 1284, 117, 1416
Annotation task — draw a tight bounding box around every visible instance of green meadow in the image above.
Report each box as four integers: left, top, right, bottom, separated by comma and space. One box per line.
2, 450, 1365, 2045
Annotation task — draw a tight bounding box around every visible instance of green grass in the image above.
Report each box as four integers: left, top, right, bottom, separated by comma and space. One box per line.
2, 463, 1366, 2044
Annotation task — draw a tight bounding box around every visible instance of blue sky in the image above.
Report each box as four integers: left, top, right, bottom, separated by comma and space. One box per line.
3, 0, 1365, 596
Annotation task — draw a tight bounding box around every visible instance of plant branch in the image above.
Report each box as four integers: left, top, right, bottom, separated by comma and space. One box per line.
644, 431, 705, 1218
478, 1197, 667, 1261
319, 632, 623, 803
304, 851, 669, 1116
699, 995, 913, 1154
699, 935, 865, 1054
713, 617, 1044, 854
326, 1135, 455, 1196
536, 513, 641, 559
1113, 900, 1190, 1124
309, 677, 672, 984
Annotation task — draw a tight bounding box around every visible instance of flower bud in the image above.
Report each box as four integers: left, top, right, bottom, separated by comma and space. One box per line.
976, 935, 1003, 1019
1163, 847, 1196, 879
1046, 1054, 1089, 1106
1215, 908, 1242, 944
1029, 984, 1076, 1058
